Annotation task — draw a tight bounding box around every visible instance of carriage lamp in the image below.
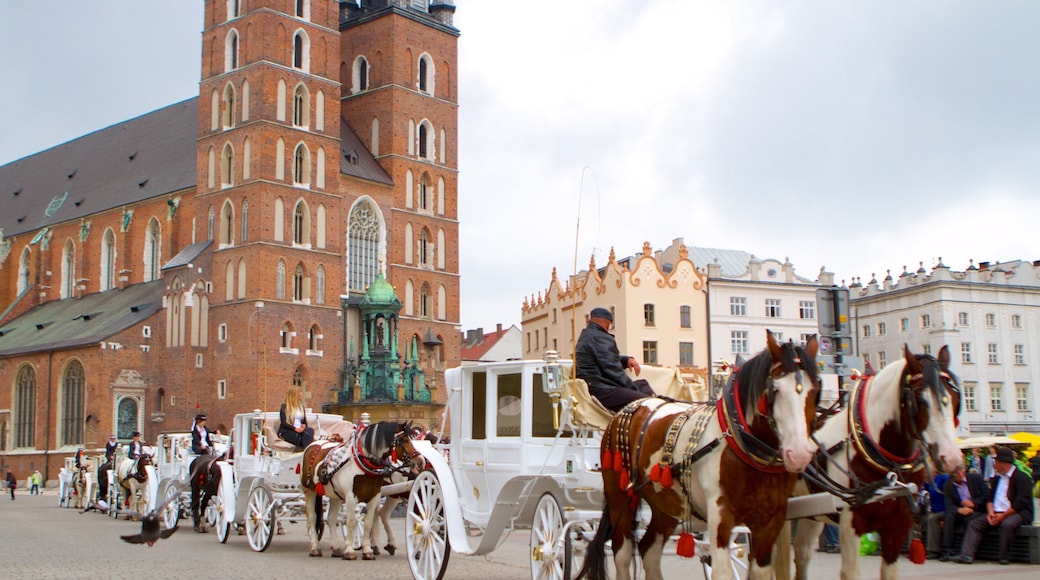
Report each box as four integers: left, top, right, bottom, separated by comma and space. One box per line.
251, 409, 264, 455
543, 350, 565, 430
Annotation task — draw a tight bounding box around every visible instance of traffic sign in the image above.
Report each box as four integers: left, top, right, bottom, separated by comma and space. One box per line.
816, 287, 851, 339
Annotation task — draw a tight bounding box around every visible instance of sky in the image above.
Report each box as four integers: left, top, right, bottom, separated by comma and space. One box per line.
2, 1, 1039, 332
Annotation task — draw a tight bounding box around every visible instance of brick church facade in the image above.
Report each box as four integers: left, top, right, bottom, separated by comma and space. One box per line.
0, 0, 461, 480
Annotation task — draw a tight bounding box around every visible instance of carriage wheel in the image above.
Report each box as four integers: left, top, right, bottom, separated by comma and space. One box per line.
563, 521, 593, 580
108, 474, 120, 519
245, 485, 276, 552
206, 492, 220, 527
162, 484, 181, 530
530, 493, 567, 580
406, 470, 450, 580
215, 476, 232, 544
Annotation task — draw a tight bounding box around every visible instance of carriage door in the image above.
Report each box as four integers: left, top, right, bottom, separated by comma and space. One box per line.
482, 368, 524, 510
459, 370, 492, 520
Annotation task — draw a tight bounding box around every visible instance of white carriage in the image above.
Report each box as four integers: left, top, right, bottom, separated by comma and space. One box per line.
211, 410, 358, 551
404, 356, 762, 580
106, 446, 159, 519
155, 432, 230, 530
58, 456, 76, 508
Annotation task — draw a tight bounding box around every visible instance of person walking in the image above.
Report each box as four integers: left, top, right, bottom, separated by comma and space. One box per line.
29, 470, 42, 495
6, 471, 16, 500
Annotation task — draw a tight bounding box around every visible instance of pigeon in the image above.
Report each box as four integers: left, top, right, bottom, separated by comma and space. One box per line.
118, 493, 180, 546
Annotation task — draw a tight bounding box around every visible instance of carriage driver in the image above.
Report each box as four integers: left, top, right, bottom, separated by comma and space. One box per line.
191, 414, 213, 455
127, 431, 144, 460
575, 307, 657, 412
105, 434, 119, 462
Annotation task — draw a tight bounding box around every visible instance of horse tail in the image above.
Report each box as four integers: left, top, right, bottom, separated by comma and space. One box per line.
578, 501, 613, 580
313, 490, 325, 539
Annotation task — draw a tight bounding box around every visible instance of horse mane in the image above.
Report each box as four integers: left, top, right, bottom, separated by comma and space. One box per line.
734, 340, 818, 419
359, 421, 411, 457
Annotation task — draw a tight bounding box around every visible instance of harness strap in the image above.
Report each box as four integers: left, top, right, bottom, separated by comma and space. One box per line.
719, 381, 787, 474
850, 375, 923, 474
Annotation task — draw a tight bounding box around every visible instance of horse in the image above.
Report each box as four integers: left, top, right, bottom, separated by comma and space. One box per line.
71, 452, 96, 510
779, 344, 964, 580
301, 421, 422, 560
581, 330, 821, 580
116, 453, 153, 518
189, 452, 224, 533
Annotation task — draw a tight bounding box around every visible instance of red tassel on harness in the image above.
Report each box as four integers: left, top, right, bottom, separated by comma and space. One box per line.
649, 463, 662, 482
295, 463, 301, 474
676, 533, 695, 558
908, 538, 925, 564
660, 465, 673, 489
315, 482, 325, 496
758, 394, 768, 415
613, 450, 623, 472
619, 469, 629, 491
602, 448, 613, 470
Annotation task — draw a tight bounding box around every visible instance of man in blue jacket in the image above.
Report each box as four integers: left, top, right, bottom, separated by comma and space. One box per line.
952, 447, 1036, 565
931, 466, 987, 561
575, 307, 655, 412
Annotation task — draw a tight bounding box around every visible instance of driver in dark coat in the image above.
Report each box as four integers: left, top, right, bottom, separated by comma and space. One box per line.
575, 307, 656, 412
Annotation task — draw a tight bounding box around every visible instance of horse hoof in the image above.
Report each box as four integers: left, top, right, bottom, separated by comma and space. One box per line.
362, 553, 376, 561
372, 545, 380, 556
331, 549, 343, 558
385, 544, 396, 556
277, 527, 286, 536
309, 549, 322, 557
343, 553, 357, 561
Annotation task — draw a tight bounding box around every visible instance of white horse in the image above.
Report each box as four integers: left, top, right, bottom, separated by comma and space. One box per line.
116, 454, 153, 518
779, 345, 963, 580
301, 421, 420, 560
582, 331, 821, 580
71, 452, 96, 510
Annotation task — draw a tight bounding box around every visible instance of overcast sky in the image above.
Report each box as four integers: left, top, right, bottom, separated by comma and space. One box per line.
2, 1, 1038, 331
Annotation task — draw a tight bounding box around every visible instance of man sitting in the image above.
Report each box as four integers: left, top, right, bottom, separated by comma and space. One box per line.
952, 446, 1035, 565
575, 307, 655, 412
928, 466, 986, 561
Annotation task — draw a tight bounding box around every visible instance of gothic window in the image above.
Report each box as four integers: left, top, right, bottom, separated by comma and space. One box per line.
281, 322, 295, 349
418, 229, 430, 266
222, 83, 236, 128
315, 265, 325, 304
17, 246, 31, 295
61, 360, 85, 447
292, 366, 305, 387
419, 174, 430, 210
293, 143, 310, 185
292, 200, 310, 245
225, 29, 239, 72
420, 284, 431, 319
276, 260, 286, 300
353, 56, 369, 93
308, 325, 322, 351
295, 0, 307, 19
61, 239, 75, 299
293, 264, 305, 302
14, 365, 36, 448
241, 199, 249, 242
220, 200, 234, 245
227, 0, 239, 20
418, 122, 428, 158
348, 200, 381, 292
274, 197, 285, 241
293, 84, 309, 128
293, 32, 310, 71
221, 143, 234, 186
418, 53, 435, 95
225, 260, 235, 301
207, 206, 216, 240
237, 258, 247, 299
100, 229, 116, 291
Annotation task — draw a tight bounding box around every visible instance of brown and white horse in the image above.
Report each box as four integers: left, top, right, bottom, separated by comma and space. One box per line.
301, 421, 422, 560
782, 345, 963, 580
72, 451, 96, 510
582, 331, 821, 580
116, 454, 153, 518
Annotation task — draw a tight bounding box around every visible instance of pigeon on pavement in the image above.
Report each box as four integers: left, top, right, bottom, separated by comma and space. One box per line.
118, 493, 180, 546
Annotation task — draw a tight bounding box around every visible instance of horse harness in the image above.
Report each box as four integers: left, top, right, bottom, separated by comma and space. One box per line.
307, 425, 418, 499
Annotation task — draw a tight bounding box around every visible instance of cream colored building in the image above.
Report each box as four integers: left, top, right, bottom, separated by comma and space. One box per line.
521, 241, 709, 381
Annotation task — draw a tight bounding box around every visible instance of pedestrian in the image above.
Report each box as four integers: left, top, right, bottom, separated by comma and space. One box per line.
817, 523, 840, 553
30, 470, 42, 495
575, 307, 656, 412
982, 445, 997, 482
966, 447, 982, 475
6, 471, 16, 500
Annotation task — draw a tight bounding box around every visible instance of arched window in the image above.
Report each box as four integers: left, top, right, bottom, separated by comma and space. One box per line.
220, 200, 234, 246
281, 322, 295, 349
60, 239, 75, 299
14, 365, 36, 448
276, 260, 286, 300
17, 246, 31, 295
237, 258, 247, 299
348, 200, 381, 292
315, 265, 325, 305
61, 360, 85, 447
419, 284, 431, 319
418, 53, 435, 95
225, 29, 239, 72
292, 366, 305, 387
438, 284, 447, 320
293, 84, 309, 128
293, 32, 309, 70
221, 143, 234, 186
292, 200, 310, 245
100, 229, 116, 291
293, 143, 311, 185
225, 260, 235, 301
241, 199, 249, 242
274, 197, 285, 241
418, 123, 428, 158
222, 83, 236, 128
227, 0, 240, 20
308, 325, 322, 351
295, 0, 308, 19
144, 218, 161, 282
117, 397, 139, 441
418, 229, 430, 266
293, 264, 305, 302
419, 173, 430, 210
437, 228, 446, 270
418, 56, 428, 92
353, 56, 369, 93
207, 206, 216, 240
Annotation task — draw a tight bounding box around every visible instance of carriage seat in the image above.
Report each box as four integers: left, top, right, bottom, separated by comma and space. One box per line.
263, 416, 358, 453
626, 365, 709, 402
264, 419, 301, 453
565, 378, 613, 431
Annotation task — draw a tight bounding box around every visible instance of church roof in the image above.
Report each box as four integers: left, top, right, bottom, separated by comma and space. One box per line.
0, 99, 395, 239
163, 240, 213, 271
0, 280, 165, 356
0, 99, 198, 238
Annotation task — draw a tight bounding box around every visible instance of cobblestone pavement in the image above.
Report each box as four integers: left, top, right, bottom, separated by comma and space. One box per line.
1, 488, 1036, 579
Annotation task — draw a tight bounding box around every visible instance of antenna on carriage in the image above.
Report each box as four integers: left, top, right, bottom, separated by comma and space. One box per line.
568, 166, 601, 367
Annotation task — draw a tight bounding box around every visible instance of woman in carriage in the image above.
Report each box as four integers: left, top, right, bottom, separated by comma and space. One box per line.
278, 387, 314, 450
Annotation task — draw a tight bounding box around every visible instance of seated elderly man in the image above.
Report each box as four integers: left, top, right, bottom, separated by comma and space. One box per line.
575, 307, 656, 412
927, 466, 987, 561
951, 446, 1035, 565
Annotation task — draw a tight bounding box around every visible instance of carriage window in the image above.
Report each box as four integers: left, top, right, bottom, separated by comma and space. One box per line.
471, 371, 486, 440
496, 373, 522, 437
532, 373, 572, 438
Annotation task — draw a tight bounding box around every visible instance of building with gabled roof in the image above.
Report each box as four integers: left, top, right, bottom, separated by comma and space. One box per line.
461, 323, 521, 363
